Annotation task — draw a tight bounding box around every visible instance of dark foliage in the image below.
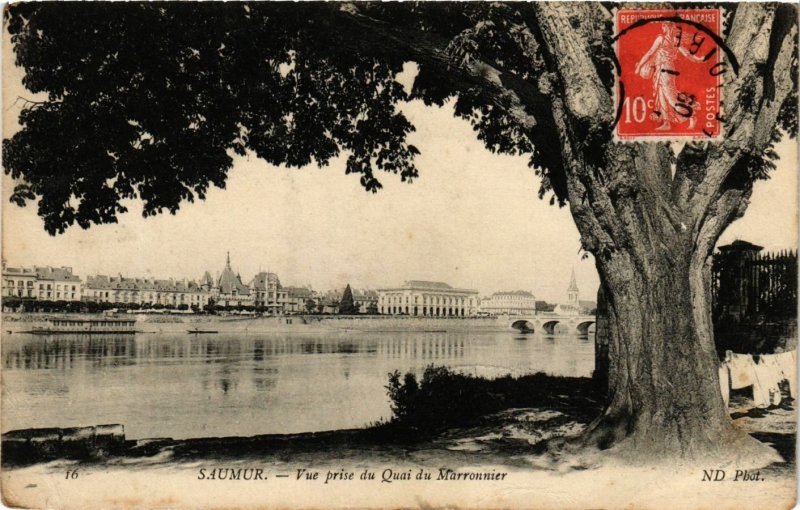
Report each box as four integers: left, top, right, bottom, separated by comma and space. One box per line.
534, 300, 556, 312
338, 284, 357, 314
4, 2, 419, 234
385, 365, 603, 435
3, 2, 797, 235
2, 298, 119, 313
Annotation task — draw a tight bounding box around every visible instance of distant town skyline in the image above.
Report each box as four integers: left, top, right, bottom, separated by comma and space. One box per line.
1, 256, 589, 305
2, 49, 797, 303
4, 127, 795, 303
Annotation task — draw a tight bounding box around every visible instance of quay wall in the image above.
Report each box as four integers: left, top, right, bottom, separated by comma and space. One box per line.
2, 313, 514, 333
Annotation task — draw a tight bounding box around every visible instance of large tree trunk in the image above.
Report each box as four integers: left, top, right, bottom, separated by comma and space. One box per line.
574, 200, 780, 465
530, 3, 796, 464
564, 168, 780, 466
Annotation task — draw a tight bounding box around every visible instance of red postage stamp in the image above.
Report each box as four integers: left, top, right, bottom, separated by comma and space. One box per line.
614, 8, 725, 141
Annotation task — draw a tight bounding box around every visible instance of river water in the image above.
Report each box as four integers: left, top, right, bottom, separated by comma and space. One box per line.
2, 331, 594, 440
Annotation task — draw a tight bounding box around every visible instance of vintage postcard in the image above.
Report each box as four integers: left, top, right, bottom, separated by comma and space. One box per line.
1, 2, 797, 509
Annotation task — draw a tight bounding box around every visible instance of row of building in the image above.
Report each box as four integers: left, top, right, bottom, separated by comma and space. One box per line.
2, 254, 591, 316
1, 253, 372, 314
376, 270, 588, 317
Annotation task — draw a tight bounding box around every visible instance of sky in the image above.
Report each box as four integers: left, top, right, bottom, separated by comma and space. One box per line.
2, 36, 797, 303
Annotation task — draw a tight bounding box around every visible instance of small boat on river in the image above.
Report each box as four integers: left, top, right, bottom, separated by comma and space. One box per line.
187, 328, 219, 334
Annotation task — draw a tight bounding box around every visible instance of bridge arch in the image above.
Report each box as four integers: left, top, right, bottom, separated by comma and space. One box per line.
510, 320, 535, 333
576, 320, 595, 334
542, 320, 560, 334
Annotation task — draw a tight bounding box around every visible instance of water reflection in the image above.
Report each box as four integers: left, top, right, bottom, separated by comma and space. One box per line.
3, 333, 480, 369
378, 335, 467, 360
2, 331, 593, 439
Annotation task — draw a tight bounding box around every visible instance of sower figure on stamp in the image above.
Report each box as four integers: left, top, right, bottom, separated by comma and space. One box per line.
635, 22, 706, 130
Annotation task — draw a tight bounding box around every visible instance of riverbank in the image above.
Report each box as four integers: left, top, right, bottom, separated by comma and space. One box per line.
1, 391, 795, 509
2, 312, 516, 333
2, 371, 604, 467
3, 368, 793, 472
2, 312, 596, 334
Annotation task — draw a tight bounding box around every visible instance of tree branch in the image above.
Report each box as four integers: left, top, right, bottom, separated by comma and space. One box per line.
531, 3, 612, 123
531, 4, 687, 261
674, 3, 795, 222
329, 3, 542, 130
328, 3, 580, 205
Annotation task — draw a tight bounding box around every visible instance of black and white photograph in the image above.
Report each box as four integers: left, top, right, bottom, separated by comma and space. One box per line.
1, 2, 797, 509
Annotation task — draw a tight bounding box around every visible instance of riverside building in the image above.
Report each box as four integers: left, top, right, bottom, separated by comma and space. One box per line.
2, 265, 83, 301
353, 289, 379, 314
281, 286, 315, 313
377, 280, 480, 317
249, 271, 285, 311
480, 290, 536, 315
209, 252, 254, 308
84, 275, 209, 309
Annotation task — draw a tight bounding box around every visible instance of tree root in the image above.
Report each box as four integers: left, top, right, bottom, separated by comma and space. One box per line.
528, 416, 783, 472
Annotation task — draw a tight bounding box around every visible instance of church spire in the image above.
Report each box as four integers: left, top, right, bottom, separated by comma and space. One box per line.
226, 251, 231, 269
567, 268, 579, 309
568, 268, 578, 292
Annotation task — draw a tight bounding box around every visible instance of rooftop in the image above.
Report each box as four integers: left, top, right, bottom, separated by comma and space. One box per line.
3, 266, 80, 282
250, 272, 281, 290
283, 286, 313, 298
35, 266, 81, 282
378, 280, 478, 294
718, 240, 764, 252
86, 275, 203, 292
217, 253, 250, 295
403, 280, 453, 290
492, 290, 534, 297
3, 266, 37, 277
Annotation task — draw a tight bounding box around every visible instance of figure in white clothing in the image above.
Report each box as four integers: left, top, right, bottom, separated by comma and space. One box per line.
719, 364, 730, 407
634, 23, 706, 130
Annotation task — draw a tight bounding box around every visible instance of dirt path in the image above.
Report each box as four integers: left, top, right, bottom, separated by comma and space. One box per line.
3, 395, 794, 509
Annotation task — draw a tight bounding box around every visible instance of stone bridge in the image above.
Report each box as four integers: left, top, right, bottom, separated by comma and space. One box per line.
508, 314, 596, 335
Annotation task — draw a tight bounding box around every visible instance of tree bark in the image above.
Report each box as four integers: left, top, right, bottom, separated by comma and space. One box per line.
556, 146, 780, 464
582, 253, 772, 461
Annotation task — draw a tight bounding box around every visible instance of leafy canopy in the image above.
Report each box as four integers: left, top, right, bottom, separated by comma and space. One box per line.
3, 2, 797, 235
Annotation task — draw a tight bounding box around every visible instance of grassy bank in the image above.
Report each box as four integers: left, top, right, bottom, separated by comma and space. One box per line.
378, 366, 603, 439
